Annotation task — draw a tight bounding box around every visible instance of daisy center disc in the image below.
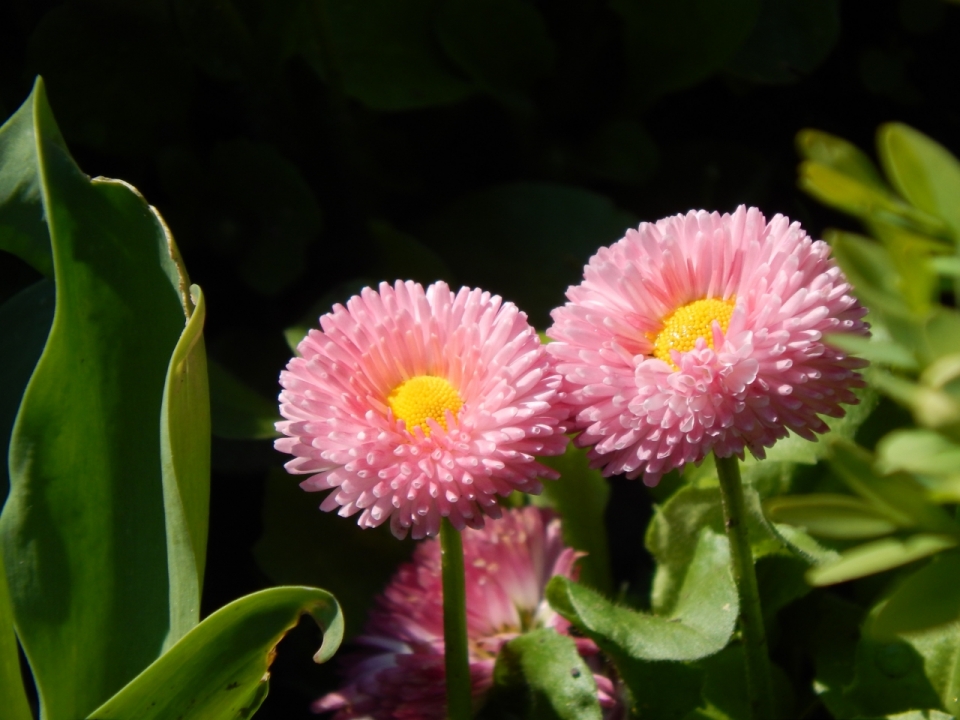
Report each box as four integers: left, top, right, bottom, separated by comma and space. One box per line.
650, 297, 736, 367
387, 375, 463, 436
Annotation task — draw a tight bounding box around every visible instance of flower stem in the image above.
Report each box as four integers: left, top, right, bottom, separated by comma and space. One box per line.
714, 454, 776, 720
440, 517, 472, 720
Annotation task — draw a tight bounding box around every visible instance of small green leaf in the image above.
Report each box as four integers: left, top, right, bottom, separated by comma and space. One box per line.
796, 129, 889, 190
870, 552, 960, 638
208, 358, 280, 440
87, 586, 343, 720
548, 528, 737, 662
876, 429, 960, 477
322, 0, 473, 110
419, 183, 636, 327
878, 123, 960, 241
765, 494, 900, 539
0, 79, 188, 720
807, 534, 959, 586
827, 230, 914, 318
492, 628, 602, 720
160, 284, 211, 649
824, 332, 917, 370
436, 0, 555, 91
538, 443, 613, 595
725, 0, 839, 84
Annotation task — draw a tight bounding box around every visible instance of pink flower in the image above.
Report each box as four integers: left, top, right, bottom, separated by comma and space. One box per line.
276, 281, 569, 539
313, 507, 618, 719
547, 206, 869, 486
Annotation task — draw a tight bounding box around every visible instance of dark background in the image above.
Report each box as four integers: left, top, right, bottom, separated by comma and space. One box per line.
1, 0, 959, 716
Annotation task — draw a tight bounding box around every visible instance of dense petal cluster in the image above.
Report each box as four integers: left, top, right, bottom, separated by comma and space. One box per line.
314, 507, 618, 719
276, 281, 568, 539
548, 206, 869, 485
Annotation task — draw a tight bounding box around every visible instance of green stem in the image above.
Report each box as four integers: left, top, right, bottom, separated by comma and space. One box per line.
714, 454, 776, 720
441, 518, 472, 720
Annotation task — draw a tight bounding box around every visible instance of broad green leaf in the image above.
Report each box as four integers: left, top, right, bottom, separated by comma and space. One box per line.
878, 123, 960, 240
611, 0, 761, 98
436, 0, 555, 92
824, 332, 917, 370
885, 711, 955, 720
254, 467, 412, 639
876, 429, 960, 477
725, 0, 839, 84
492, 628, 602, 720
548, 529, 737, 662
686, 645, 794, 720
870, 552, 960, 638
796, 129, 889, 190
321, 0, 473, 110
807, 534, 959, 586
828, 439, 958, 533
87, 586, 343, 720
923, 310, 960, 365
208, 358, 280, 440
160, 284, 210, 649
765, 494, 900, 539
827, 230, 914, 318
616, 659, 703, 720
0, 86, 53, 276
538, 443, 613, 595
0, 279, 55, 501
0, 548, 31, 720
419, 183, 635, 328
0, 79, 187, 720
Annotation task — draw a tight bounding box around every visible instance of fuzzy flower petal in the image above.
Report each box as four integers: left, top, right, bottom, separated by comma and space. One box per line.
276, 281, 569, 539
547, 206, 869, 485
313, 507, 619, 719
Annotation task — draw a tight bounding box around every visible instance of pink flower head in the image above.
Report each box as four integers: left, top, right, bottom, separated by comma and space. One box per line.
276, 280, 569, 539
313, 507, 618, 719
547, 206, 869, 486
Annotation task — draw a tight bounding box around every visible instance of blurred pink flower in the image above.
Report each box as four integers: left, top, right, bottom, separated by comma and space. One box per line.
548, 206, 869, 486
313, 507, 618, 719
276, 280, 569, 539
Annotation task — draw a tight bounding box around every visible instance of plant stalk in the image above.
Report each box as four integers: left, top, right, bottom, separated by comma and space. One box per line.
440, 517, 472, 720
714, 453, 776, 720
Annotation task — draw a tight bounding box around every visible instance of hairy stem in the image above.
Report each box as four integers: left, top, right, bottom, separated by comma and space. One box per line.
441, 518, 472, 720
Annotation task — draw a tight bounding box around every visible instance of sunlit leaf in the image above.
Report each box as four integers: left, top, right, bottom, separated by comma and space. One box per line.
87, 586, 343, 720
876, 429, 960, 477
0, 79, 187, 720
548, 528, 737, 662
765, 494, 900, 539
491, 628, 602, 720
160, 284, 210, 649
807, 534, 958, 586
870, 552, 960, 638
824, 332, 917, 371
796, 129, 889, 189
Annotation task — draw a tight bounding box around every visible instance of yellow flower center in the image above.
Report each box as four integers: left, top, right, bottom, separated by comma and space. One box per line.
650, 297, 736, 368
387, 375, 463, 436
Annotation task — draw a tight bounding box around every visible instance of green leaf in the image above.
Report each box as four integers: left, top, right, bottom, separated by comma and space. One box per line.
878, 123, 960, 241
827, 230, 914, 318
0, 547, 31, 720
419, 182, 636, 328
0, 86, 53, 276
611, 0, 761, 98
876, 429, 960, 477
796, 129, 889, 190
0, 79, 188, 720
687, 645, 794, 720
725, 0, 840, 84
160, 284, 211, 649
208, 358, 280, 440
0, 279, 55, 501
812, 594, 863, 718
538, 443, 613, 595
548, 528, 737, 662
87, 586, 343, 720
824, 332, 918, 371
254, 467, 413, 639
807, 534, 959, 586
764, 494, 900, 539
322, 0, 473, 110
436, 0, 555, 92
871, 551, 960, 638
492, 628, 602, 720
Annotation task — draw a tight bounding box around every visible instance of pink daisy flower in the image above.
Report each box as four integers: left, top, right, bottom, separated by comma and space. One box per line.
276, 280, 569, 539
313, 507, 619, 719
547, 205, 869, 486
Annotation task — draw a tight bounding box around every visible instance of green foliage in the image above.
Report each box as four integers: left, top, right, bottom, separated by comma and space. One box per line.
489, 628, 603, 720
87, 586, 343, 720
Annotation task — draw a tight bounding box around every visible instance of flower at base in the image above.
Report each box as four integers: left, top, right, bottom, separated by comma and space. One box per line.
276, 281, 569, 539
547, 206, 869, 486
313, 507, 618, 719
